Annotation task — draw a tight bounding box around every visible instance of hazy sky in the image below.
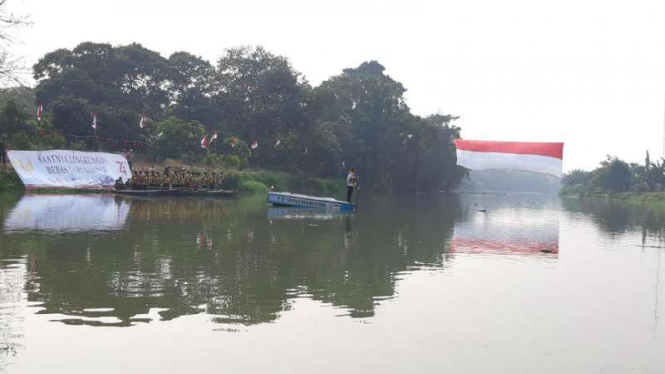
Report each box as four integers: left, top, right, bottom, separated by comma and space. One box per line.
6, 0, 665, 171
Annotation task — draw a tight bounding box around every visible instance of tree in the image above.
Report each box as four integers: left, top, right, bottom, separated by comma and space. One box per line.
154, 117, 206, 159
0, 98, 28, 136
30, 43, 466, 192
591, 156, 632, 193
562, 169, 593, 187
314, 61, 409, 186
313, 61, 463, 191
215, 45, 312, 168
168, 52, 217, 126
0, 0, 29, 85
34, 42, 173, 119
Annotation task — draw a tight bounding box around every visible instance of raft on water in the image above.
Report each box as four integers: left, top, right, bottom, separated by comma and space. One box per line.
113, 189, 235, 197
267, 192, 356, 212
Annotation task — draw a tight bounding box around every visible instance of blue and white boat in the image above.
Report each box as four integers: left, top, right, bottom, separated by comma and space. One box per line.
267, 192, 356, 212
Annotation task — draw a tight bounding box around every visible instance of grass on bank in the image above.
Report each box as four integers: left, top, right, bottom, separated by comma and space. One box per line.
560, 185, 665, 204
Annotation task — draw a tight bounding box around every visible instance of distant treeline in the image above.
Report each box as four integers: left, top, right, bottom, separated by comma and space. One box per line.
461, 170, 560, 193
562, 152, 665, 195
0, 42, 465, 192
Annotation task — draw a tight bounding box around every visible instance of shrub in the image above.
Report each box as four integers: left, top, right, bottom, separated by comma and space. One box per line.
41, 134, 67, 149
203, 153, 224, 168
8, 132, 32, 149
238, 180, 269, 194
0, 169, 24, 191
69, 140, 87, 151
222, 154, 242, 169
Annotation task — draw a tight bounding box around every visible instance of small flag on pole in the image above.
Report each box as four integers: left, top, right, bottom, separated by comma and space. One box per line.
201, 135, 209, 149
250, 140, 258, 149
92, 112, 98, 130
36, 104, 43, 121
275, 139, 281, 147
211, 133, 218, 142
342, 161, 346, 169
139, 115, 146, 129
304, 148, 308, 155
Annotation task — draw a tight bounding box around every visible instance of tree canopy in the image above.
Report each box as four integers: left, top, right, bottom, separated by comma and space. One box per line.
22, 42, 465, 192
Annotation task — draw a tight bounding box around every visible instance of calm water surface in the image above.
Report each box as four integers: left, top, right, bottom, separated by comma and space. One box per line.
0, 192, 663, 373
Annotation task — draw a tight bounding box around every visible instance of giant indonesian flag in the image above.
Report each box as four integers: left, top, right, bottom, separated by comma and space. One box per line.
454, 140, 564, 178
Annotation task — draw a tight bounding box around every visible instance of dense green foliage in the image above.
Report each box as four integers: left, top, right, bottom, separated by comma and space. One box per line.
0, 42, 464, 192
561, 152, 665, 196
0, 168, 22, 191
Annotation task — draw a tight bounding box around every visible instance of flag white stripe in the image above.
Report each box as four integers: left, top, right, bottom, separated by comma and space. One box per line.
456, 149, 562, 177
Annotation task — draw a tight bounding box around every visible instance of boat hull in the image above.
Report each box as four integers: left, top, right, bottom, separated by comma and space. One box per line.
267, 192, 355, 212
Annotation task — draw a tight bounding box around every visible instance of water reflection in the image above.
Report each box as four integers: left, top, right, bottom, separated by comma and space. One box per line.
2, 193, 665, 373
5, 193, 659, 330
0, 194, 462, 327
266, 207, 349, 221
562, 197, 665, 245
3, 195, 130, 233
0, 257, 26, 368
452, 193, 560, 257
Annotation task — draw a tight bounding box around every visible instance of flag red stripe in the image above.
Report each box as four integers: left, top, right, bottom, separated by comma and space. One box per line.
454, 140, 564, 159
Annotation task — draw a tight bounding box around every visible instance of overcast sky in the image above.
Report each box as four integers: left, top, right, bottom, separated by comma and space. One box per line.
6, 0, 665, 171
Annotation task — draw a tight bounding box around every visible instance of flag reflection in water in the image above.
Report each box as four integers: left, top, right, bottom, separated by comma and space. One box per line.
450, 203, 559, 257
4, 195, 130, 233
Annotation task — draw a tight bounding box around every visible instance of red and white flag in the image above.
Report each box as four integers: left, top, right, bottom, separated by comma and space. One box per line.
36, 104, 43, 121
454, 140, 564, 178
210, 133, 218, 142
139, 115, 146, 129
201, 135, 209, 149
92, 112, 98, 130
250, 140, 258, 149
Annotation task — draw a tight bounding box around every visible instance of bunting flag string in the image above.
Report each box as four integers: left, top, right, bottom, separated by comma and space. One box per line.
26, 127, 264, 153
29, 128, 153, 149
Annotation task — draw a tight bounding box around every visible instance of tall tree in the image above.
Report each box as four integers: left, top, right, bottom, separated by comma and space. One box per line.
313, 61, 464, 191
168, 52, 217, 126
34, 42, 172, 118
0, 98, 28, 136
215, 46, 312, 169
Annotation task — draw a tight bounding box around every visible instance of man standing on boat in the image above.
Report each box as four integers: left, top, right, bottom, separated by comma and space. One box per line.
346, 168, 357, 203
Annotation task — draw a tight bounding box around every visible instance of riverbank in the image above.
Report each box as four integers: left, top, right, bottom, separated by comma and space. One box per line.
560, 186, 665, 204
0, 165, 345, 196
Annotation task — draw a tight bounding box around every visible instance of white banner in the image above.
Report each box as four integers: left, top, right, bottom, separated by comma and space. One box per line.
7, 150, 132, 189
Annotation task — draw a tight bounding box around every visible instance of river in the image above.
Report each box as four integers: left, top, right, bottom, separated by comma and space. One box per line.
0, 192, 663, 373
